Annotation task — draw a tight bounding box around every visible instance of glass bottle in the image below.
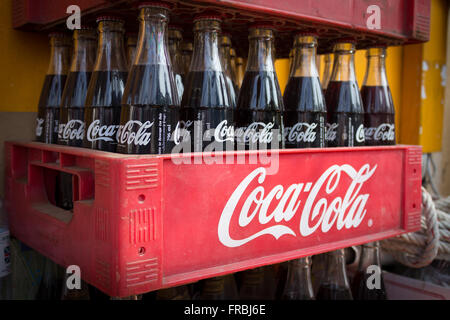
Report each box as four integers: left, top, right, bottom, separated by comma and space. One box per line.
156, 285, 191, 300
35, 32, 71, 144
321, 53, 333, 93
239, 267, 275, 300
361, 46, 395, 146
181, 41, 193, 77
180, 14, 233, 152
117, 2, 179, 155
126, 32, 138, 69
219, 34, 239, 106
351, 242, 387, 300
198, 276, 235, 300
58, 27, 97, 147
316, 249, 353, 300
235, 25, 284, 151
168, 25, 185, 102
83, 16, 128, 152
281, 257, 315, 300
325, 39, 364, 147
283, 33, 326, 149
229, 47, 239, 89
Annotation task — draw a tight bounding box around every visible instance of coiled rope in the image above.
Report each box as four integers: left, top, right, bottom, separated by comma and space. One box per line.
381, 187, 450, 268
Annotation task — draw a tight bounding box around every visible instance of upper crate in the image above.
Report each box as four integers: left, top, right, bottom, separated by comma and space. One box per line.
12, 0, 431, 56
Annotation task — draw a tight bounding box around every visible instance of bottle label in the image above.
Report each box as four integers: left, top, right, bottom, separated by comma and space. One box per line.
0, 228, 11, 278
86, 120, 120, 142
235, 122, 275, 145
35, 118, 44, 137
284, 113, 326, 148
58, 120, 85, 142
364, 123, 395, 143
118, 120, 153, 146
327, 113, 365, 147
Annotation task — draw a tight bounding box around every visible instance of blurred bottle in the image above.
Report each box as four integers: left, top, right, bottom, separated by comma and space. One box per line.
61, 271, 90, 300
239, 267, 275, 300
320, 53, 333, 93
351, 242, 387, 300
156, 285, 191, 300
219, 34, 239, 106
283, 32, 326, 149
181, 41, 193, 77
198, 276, 238, 300
311, 253, 327, 295
0, 199, 12, 300
36, 258, 64, 300
35, 32, 71, 144
281, 257, 315, 300
126, 32, 138, 69
168, 25, 185, 102
83, 16, 128, 152
316, 249, 353, 300
361, 46, 395, 146
58, 27, 97, 147
229, 48, 239, 89
235, 57, 245, 87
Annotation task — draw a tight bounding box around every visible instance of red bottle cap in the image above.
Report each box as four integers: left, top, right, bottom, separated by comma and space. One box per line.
138, 1, 173, 10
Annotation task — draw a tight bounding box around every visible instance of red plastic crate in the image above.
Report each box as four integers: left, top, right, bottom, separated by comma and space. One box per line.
12, 0, 430, 55
4, 141, 422, 297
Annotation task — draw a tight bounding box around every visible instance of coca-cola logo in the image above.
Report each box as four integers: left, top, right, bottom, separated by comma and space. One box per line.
87, 120, 120, 142
235, 122, 274, 144
365, 124, 395, 141
285, 122, 317, 143
173, 120, 193, 145
119, 120, 153, 146
356, 124, 365, 143
325, 123, 338, 142
214, 120, 235, 143
60, 120, 85, 141
35, 118, 44, 137
218, 164, 377, 247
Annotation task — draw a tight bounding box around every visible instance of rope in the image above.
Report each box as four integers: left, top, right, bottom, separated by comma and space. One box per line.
381, 187, 444, 268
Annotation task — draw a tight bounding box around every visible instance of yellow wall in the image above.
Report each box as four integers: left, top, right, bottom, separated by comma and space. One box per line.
0, 0, 49, 112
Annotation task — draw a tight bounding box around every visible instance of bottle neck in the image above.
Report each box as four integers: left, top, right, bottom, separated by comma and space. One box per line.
290, 37, 319, 78
47, 39, 71, 75
358, 242, 382, 271
321, 53, 333, 89
323, 249, 351, 288
220, 44, 233, 76
363, 48, 388, 86
284, 257, 315, 299
135, 7, 171, 66
70, 33, 96, 72
168, 36, 183, 74
190, 20, 222, 72
95, 22, 128, 72
246, 29, 275, 72
330, 43, 357, 82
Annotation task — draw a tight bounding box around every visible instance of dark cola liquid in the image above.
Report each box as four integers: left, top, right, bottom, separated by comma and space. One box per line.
83, 70, 128, 152
180, 70, 233, 152
235, 71, 284, 150
316, 283, 353, 300
117, 64, 178, 155
325, 81, 365, 147
360, 85, 395, 146
283, 76, 326, 148
36, 74, 67, 144
351, 271, 387, 300
58, 71, 92, 147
